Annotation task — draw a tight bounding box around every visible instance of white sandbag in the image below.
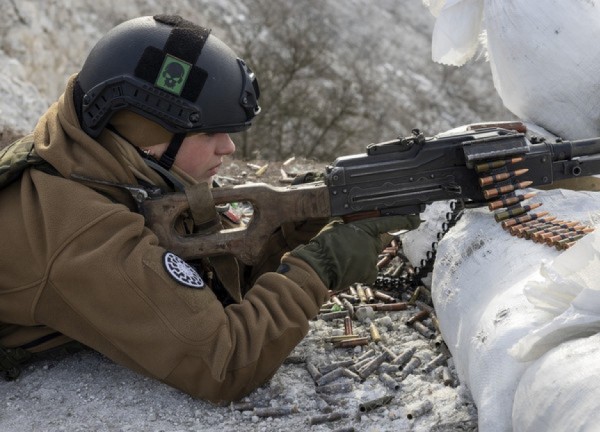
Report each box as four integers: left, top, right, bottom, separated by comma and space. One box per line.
422, 0, 600, 139
430, 0, 484, 66
421, 188, 600, 431
484, 0, 600, 139
512, 332, 600, 432
510, 230, 600, 362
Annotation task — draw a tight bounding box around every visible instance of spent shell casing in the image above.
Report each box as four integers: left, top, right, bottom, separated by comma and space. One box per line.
358, 395, 395, 413
356, 348, 377, 363
369, 322, 382, 343
474, 157, 524, 173
390, 346, 417, 368
356, 285, 368, 303
308, 412, 343, 425
494, 202, 543, 222
342, 299, 355, 319
349, 286, 358, 297
377, 254, 393, 269
488, 192, 536, 211
415, 300, 434, 313
400, 357, 422, 379
317, 367, 346, 386
371, 302, 409, 311
406, 309, 430, 326
413, 321, 435, 339
382, 346, 398, 362
316, 381, 354, 395
334, 337, 369, 348
320, 360, 354, 375
253, 405, 299, 418
306, 362, 322, 382
502, 211, 550, 229
344, 316, 353, 335
406, 400, 433, 420
379, 362, 401, 375
442, 366, 454, 386
479, 168, 529, 187
430, 313, 441, 333
342, 368, 362, 381
423, 353, 448, 373
358, 353, 387, 380
353, 355, 377, 373
320, 310, 349, 321
231, 401, 255, 411
483, 180, 533, 199
374, 290, 397, 303
380, 372, 401, 391
364, 287, 375, 303
326, 334, 360, 343
331, 295, 344, 308
339, 293, 359, 303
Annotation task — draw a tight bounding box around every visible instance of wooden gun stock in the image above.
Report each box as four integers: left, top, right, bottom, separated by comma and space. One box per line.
142, 182, 331, 265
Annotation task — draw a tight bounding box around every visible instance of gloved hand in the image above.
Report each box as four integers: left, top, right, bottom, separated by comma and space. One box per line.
290, 215, 421, 292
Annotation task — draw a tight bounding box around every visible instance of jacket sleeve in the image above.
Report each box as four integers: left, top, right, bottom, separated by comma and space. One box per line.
34, 190, 329, 403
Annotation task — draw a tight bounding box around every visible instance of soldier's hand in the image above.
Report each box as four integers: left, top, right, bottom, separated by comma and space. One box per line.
289, 215, 421, 292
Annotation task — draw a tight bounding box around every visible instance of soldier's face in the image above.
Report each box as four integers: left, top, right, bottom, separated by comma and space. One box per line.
175, 133, 236, 183
147, 133, 236, 183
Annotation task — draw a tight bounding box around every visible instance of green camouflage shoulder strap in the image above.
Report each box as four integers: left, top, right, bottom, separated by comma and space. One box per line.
0, 133, 48, 189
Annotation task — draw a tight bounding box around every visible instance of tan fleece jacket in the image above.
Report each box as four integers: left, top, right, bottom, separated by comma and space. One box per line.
0, 75, 329, 403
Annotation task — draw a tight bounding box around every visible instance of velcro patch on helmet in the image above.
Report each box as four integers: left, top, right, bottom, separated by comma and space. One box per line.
155, 55, 192, 96
133, 16, 212, 102
163, 252, 205, 289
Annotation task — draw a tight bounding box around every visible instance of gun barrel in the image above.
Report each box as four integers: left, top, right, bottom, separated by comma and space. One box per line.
552, 138, 600, 160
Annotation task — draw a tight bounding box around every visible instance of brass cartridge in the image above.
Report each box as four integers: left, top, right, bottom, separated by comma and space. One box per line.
344, 316, 353, 335
479, 168, 529, 187
502, 211, 550, 229
474, 157, 524, 173
494, 202, 542, 222
369, 322, 382, 343
483, 180, 533, 199
488, 192, 536, 211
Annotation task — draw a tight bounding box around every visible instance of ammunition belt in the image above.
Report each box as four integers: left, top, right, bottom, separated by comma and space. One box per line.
413, 199, 465, 282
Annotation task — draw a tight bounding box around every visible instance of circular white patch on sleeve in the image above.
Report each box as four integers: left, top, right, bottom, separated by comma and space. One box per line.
163, 252, 205, 289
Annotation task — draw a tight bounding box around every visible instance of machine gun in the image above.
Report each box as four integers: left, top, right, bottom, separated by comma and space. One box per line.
141, 122, 600, 264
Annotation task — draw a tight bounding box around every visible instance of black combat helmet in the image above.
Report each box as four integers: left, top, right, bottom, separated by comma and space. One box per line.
74, 15, 260, 168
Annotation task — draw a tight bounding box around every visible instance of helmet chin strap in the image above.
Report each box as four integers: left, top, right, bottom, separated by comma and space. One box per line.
158, 132, 186, 170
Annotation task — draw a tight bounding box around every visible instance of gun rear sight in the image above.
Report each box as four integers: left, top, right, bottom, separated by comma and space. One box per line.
367, 129, 426, 156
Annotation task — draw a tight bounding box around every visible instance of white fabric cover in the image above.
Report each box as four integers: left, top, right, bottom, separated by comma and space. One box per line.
403, 189, 600, 431
422, 0, 600, 140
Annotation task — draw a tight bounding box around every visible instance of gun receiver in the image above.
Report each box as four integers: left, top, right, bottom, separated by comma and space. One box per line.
142, 125, 600, 264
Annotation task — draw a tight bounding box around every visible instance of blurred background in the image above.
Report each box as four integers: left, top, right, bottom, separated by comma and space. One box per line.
0, 0, 512, 159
